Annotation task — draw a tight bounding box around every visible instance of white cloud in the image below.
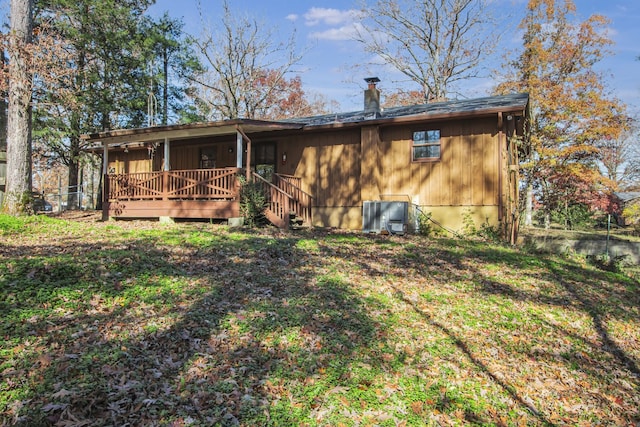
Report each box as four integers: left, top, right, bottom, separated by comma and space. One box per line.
286, 13, 298, 22
309, 22, 364, 41
303, 7, 363, 27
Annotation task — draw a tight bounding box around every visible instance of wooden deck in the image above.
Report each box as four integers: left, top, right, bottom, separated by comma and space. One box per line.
103, 168, 312, 227
104, 168, 241, 219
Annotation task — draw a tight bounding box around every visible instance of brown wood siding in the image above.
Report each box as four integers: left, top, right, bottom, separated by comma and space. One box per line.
109, 140, 240, 175
279, 129, 361, 208
361, 126, 381, 201
108, 149, 153, 174
170, 145, 199, 170
485, 125, 499, 206
379, 117, 499, 207
470, 122, 484, 205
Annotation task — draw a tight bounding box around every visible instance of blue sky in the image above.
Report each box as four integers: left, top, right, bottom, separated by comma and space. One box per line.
0, 0, 635, 114
149, 0, 640, 115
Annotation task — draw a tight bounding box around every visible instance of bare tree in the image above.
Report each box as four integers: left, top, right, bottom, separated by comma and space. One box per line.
599, 118, 640, 191
355, 0, 498, 102
4, 0, 33, 214
191, 0, 303, 120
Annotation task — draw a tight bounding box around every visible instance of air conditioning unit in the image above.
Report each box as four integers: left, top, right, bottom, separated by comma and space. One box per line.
363, 201, 409, 235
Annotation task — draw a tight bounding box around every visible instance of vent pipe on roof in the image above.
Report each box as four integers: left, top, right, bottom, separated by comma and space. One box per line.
364, 77, 381, 117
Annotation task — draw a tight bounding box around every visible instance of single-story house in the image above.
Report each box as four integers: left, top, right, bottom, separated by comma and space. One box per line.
614, 192, 640, 226
83, 79, 528, 242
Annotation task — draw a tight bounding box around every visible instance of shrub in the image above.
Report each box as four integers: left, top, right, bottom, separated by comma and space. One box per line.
551, 203, 595, 230
239, 179, 268, 227
476, 220, 501, 242
588, 254, 630, 273
461, 209, 477, 236
417, 210, 433, 236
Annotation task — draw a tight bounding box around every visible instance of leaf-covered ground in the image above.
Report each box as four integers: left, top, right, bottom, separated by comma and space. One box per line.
1, 214, 638, 426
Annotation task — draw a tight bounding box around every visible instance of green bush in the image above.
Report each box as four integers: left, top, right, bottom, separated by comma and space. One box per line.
588, 254, 630, 273
417, 210, 434, 236
551, 203, 595, 230
461, 209, 477, 236
239, 179, 268, 227
476, 220, 501, 242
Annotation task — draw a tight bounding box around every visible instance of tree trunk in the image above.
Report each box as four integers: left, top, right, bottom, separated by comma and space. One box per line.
543, 211, 550, 229
524, 183, 533, 226
67, 140, 80, 210
0, 53, 7, 151
4, 0, 33, 215
162, 47, 169, 125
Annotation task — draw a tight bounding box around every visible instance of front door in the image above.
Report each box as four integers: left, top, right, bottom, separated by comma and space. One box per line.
252, 142, 276, 181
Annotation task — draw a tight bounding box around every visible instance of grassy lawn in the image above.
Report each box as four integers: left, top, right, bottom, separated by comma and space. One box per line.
1, 214, 638, 426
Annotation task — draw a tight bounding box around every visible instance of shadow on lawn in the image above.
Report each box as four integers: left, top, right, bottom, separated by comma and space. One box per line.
390, 289, 554, 426
543, 262, 640, 378
1, 231, 382, 426
381, 238, 639, 424
330, 237, 556, 425
3, 228, 639, 425
446, 242, 637, 421
465, 245, 640, 378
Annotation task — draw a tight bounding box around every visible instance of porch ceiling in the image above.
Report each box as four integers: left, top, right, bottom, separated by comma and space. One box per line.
81, 119, 303, 147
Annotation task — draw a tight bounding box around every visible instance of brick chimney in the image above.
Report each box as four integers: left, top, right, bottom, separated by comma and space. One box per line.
364, 77, 381, 116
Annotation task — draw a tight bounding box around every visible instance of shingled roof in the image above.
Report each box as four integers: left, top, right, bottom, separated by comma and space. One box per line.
83, 92, 529, 148
284, 92, 529, 127
616, 192, 640, 203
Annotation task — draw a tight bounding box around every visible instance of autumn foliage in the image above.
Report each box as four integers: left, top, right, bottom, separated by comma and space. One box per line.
496, 0, 628, 223
252, 71, 334, 120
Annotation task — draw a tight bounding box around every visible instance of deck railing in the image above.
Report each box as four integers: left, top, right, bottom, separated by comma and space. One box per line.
105, 168, 311, 228
251, 172, 313, 229
107, 168, 240, 201
273, 173, 313, 225
252, 173, 291, 229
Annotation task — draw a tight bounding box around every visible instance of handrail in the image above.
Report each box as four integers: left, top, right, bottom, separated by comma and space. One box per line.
272, 173, 312, 226
104, 168, 311, 229
252, 172, 290, 229
274, 173, 314, 199
252, 173, 293, 199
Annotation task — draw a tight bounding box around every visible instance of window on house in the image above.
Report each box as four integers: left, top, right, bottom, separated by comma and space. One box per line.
200, 147, 217, 169
412, 130, 441, 161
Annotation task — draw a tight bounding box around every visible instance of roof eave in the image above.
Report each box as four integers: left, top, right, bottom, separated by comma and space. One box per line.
81, 119, 304, 145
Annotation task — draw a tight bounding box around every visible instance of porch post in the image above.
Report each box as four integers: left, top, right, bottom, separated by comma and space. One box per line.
163, 137, 170, 201
160, 136, 174, 223
102, 142, 109, 221
245, 136, 251, 181
163, 137, 170, 171
102, 142, 109, 176
236, 131, 242, 169
236, 126, 251, 181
